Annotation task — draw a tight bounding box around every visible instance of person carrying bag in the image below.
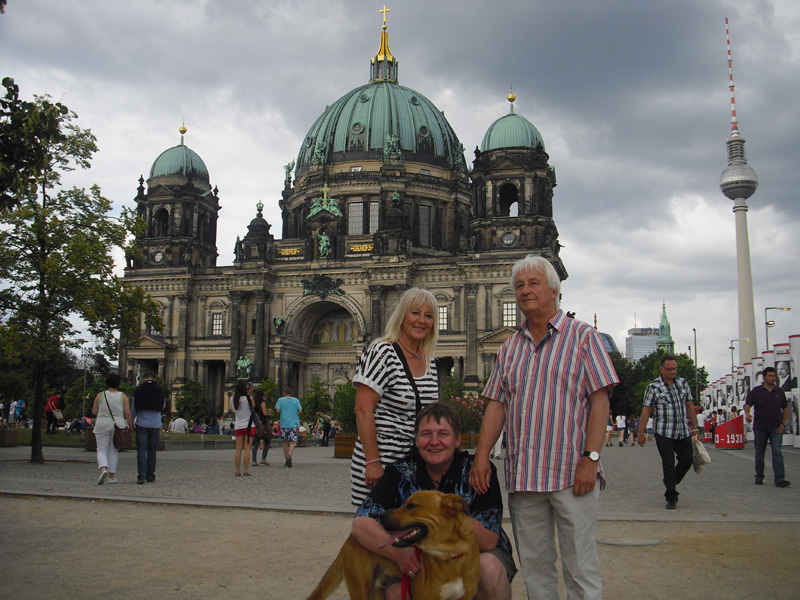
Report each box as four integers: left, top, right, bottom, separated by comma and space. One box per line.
91, 373, 133, 485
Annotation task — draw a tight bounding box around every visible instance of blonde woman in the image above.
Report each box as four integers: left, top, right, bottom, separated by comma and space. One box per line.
91, 373, 133, 485
350, 287, 440, 505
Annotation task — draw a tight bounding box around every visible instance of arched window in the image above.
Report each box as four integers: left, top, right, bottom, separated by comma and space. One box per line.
153, 208, 170, 237
498, 183, 519, 217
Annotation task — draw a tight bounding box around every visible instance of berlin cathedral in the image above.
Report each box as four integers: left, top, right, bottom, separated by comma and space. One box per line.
120, 17, 566, 414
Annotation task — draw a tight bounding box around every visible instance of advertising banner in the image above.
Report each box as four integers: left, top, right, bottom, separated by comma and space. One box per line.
715, 414, 745, 449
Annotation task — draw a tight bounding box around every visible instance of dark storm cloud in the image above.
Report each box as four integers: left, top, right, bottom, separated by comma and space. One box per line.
1, 0, 797, 379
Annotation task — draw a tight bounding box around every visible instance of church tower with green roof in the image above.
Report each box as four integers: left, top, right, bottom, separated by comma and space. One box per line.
657, 302, 675, 353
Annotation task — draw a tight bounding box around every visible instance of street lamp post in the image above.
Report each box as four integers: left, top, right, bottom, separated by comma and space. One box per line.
693, 328, 698, 402
729, 338, 750, 373
81, 347, 91, 417
764, 306, 791, 351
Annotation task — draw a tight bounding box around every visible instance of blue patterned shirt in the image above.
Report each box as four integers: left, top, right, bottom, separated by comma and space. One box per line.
355, 450, 514, 560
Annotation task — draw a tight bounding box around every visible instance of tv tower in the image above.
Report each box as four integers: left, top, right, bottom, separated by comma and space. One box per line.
719, 17, 758, 367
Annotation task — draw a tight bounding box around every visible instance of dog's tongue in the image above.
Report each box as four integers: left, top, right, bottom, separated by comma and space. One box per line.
379, 527, 420, 549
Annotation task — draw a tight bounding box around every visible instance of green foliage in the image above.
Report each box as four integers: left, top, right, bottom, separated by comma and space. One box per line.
63, 373, 105, 420
257, 377, 279, 405
443, 393, 486, 433
301, 377, 333, 423
608, 352, 635, 416
0, 371, 27, 404
611, 349, 709, 416
0, 77, 69, 211
332, 382, 357, 434
175, 379, 206, 419
439, 375, 463, 402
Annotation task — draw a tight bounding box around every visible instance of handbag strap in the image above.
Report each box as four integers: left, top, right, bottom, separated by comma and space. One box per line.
103, 391, 116, 419
392, 342, 422, 414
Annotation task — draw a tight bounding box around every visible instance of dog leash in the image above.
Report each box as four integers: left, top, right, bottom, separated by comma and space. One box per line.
400, 548, 423, 600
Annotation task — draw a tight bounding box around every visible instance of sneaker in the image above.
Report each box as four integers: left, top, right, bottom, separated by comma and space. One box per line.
137, 478, 145, 485
755, 478, 763, 485
665, 499, 677, 510
108, 477, 118, 484
776, 479, 791, 487
98, 471, 108, 485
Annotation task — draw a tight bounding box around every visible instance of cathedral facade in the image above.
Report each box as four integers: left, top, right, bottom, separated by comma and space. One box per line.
120, 21, 566, 414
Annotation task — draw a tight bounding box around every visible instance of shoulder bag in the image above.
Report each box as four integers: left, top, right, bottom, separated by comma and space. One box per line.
105, 392, 132, 449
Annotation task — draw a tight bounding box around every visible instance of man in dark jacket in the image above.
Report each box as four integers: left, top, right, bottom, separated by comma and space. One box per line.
132, 373, 166, 484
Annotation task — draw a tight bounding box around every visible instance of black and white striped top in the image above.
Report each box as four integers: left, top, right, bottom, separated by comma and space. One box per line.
349, 342, 439, 505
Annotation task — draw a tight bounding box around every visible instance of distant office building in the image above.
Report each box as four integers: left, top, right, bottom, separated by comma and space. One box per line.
626, 327, 659, 362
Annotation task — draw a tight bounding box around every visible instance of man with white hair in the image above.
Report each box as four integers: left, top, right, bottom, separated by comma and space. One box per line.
470, 255, 618, 600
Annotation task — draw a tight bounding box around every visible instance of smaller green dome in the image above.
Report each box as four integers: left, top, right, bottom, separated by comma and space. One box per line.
481, 107, 545, 152
149, 137, 209, 182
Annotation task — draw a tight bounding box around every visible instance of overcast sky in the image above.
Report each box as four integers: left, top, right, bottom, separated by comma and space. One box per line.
2, 0, 798, 383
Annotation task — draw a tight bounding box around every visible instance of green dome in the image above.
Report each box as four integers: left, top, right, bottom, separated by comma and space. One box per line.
481, 108, 545, 152
295, 80, 466, 177
149, 139, 209, 182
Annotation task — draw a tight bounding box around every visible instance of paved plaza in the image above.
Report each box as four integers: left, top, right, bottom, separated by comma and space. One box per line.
1, 437, 799, 521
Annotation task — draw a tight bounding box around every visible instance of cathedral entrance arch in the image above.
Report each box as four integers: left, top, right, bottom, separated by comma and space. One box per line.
275, 296, 366, 395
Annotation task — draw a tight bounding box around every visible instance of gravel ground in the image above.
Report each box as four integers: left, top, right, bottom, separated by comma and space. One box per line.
1, 496, 798, 599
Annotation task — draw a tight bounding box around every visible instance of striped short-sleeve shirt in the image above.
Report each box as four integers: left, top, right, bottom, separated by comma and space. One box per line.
482, 310, 618, 493
350, 342, 438, 505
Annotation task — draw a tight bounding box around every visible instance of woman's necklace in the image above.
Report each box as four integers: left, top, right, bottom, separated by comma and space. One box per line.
398, 339, 420, 358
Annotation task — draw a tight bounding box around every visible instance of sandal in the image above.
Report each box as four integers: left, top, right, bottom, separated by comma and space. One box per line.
251, 462, 258, 466
243, 472, 251, 477
235, 472, 241, 477
260, 461, 269, 465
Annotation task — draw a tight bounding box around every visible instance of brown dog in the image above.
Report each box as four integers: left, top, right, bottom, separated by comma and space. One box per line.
307, 490, 480, 600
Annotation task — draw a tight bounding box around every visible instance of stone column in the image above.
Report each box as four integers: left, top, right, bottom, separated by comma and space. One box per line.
464, 284, 479, 384
484, 284, 493, 332
369, 285, 385, 340
175, 294, 190, 382
253, 290, 270, 381
228, 291, 243, 380
453, 286, 462, 332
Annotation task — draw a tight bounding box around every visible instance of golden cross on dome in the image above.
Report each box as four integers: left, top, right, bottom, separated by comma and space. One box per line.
379, 5, 390, 28
320, 183, 330, 199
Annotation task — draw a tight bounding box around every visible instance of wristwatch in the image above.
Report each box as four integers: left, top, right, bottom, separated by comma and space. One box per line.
582, 451, 600, 462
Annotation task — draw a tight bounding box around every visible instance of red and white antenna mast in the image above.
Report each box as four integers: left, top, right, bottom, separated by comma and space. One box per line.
726, 17, 740, 138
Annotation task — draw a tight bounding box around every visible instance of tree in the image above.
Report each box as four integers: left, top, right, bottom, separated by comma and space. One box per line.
301, 378, 333, 422
608, 352, 635, 416
257, 377, 279, 406
0, 78, 162, 463
332, 382, 357, 433
0, 77, 68, 211
174, 379, 206, 420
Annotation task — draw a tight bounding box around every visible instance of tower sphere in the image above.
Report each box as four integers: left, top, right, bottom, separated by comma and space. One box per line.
719, 161, 758, 200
